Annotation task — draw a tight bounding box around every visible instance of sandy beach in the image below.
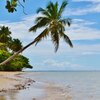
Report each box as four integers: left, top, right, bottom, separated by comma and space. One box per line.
0, 71, 99, 100
0, 72, 72, 100
0, 72, 34, 92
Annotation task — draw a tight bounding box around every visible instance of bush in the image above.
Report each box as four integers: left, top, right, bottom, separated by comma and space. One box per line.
0, 50, 32, 71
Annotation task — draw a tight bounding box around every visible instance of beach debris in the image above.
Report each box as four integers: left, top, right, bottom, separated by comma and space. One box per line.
0, 89, 7, 93
14, 84, 25, 90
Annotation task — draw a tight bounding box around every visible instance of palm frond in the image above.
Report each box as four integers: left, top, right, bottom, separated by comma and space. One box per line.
29, 1, 72, 52
55, 2, 58, 13
63, 33, 73, 47
59, 18, 71, 26
37, 8, 45, 13
35, 17, 51, 23
47, 1, 54, 11
58, 0, 68, 18
29, 17, 51, 32
54, 2, 59, 19
29, 25, 38, 32
34, 28, 49, 45
35, 17, 43, 22
47, 1, 58, 19
37, 7, 51, 17
51, 31, 59, 52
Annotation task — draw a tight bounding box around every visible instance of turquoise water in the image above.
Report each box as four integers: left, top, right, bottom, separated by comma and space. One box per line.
0, 71, 100, 100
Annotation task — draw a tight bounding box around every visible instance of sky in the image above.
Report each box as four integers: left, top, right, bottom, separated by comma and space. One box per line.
0, 0, 100, 71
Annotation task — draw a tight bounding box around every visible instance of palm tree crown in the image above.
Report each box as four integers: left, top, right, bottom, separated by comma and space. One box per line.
0, 1, 73, 66
29, 0, 73, 52
0, 26, 11, 43
8, 39, 23, 52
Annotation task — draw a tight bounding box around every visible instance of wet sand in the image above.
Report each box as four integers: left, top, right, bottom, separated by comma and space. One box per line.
40, 83, 72, 100
0, 72, 72, 100
0, 72, 34, 92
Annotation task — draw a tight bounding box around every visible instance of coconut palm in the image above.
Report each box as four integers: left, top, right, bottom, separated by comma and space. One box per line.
0, 0, 73, 66
0, 26, 12, 51
8, 39, 23, 52
29, 1, 73, 51
0, 26, 11, 43
0, 26, 22, 52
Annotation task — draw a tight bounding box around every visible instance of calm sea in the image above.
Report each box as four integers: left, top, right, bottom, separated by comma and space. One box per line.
0, 71, 100, 100
25, 71, 100, 100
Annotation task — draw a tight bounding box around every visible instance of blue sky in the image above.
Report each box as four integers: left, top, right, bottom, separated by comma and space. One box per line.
0, 0, 100, 71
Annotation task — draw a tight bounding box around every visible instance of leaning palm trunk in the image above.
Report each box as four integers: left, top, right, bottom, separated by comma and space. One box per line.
0, 1, 73, 66
0, 40, 36, 66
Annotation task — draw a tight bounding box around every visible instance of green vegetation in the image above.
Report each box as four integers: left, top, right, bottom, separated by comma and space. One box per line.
0, 1, 73, 66
5, 0, 26, 13
0, 26, 32, 71
29, 0, 73, 52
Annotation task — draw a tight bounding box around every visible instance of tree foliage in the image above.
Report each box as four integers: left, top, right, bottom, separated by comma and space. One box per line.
0, 26, 32, 71
0, 1, 73, 66
5, 0, 26, 13
29, 0, 73, 52
8, 39, 23, 52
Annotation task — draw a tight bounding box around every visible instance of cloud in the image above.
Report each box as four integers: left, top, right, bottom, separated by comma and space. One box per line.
44, 59, 81, 68
72, 0, 100, 3
43, 59, 70, 67
24, 42, 100, 71
82, 51, 100, 55
33, 59, 82, 70
65, 0, 100, 16
0, 13, 100, 70
0, 14, 100, 43
0, 15, 99, 56
66, 19, 100, 40
0, 14, 100, 56
0, 14, 43, 46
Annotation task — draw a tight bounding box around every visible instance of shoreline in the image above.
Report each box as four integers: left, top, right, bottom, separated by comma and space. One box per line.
0, 72, 35, 93
40, 83, 72, 100
0, 71, 99, 100
0, 72, 72, 100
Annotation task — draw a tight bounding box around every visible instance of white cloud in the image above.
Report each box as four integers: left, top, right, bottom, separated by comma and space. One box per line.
23, 41, 100, 57
33, 59, 82, 70
65, 0, 100, 16
43, 59, 70, 67
72, 0, 100, 3
0, 1, 100, 70
66, 19, 100, 40
0, 14, 100, 70
82, 51, 100, 55
0, 14, 100, 43
0, 14, 43, 46
0, 15, 100, 58
1, 15, 99, 54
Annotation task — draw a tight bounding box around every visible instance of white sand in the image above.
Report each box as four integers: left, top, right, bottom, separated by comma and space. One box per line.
0, 72, 32, 92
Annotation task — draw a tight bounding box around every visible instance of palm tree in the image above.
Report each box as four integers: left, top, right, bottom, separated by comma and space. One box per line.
29, 1, 73, 51
8, 39, 23, 52
0, 26, 12, 51
0, 26, 11, 43
0, 0, 73, 66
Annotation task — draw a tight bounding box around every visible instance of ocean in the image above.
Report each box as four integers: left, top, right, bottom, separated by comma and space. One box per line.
0, 71, 100, 100
29, 71, 100, 100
